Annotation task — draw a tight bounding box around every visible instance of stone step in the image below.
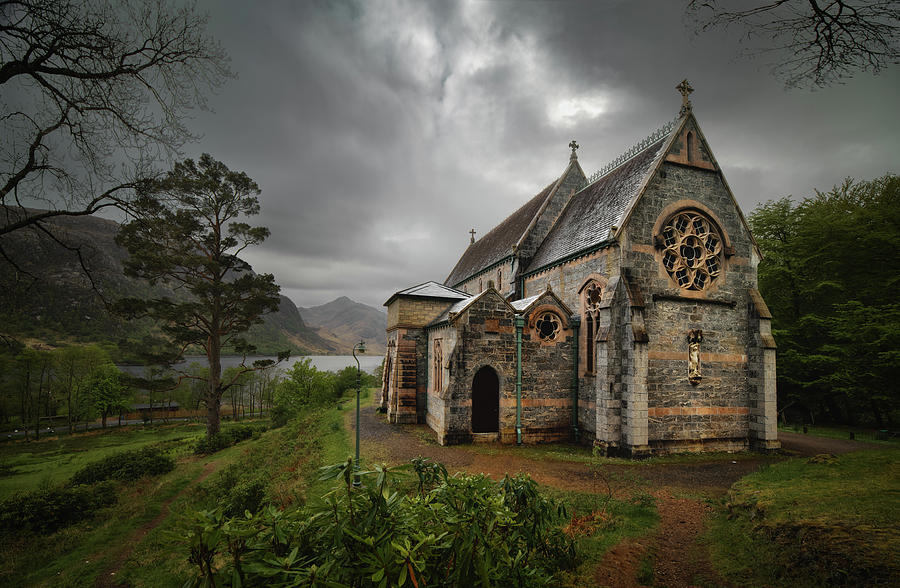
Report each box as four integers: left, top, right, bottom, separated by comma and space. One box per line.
471, 432, 499, 443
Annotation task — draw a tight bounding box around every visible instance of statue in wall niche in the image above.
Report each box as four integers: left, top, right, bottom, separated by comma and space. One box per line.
688, 329, 703, 385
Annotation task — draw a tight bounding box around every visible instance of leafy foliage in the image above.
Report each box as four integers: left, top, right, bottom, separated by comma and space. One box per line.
179, 458, 575, 587
750, 174, 900, 426
69, 446, 175, 486
193, 423, 267, 455
0, 482, 117, 535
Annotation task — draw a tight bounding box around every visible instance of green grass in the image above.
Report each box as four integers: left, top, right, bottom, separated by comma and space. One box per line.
779, 423, 899, 444
0, 423, 208, 499
472, 441, 765, 467
707, 449, 900, 587
549, 486, 659, 586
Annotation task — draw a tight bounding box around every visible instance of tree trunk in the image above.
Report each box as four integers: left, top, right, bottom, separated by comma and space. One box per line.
206, 330, 222, 437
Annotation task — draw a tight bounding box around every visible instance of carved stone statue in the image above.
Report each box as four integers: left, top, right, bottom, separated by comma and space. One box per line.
688, 329, 703, 385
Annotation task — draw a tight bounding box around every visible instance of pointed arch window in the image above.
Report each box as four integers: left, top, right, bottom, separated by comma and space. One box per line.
582, 281, 602, 374
433, 339, 443, 393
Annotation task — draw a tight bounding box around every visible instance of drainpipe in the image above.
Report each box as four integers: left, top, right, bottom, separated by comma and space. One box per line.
515, 314, 525, 445
571, 316, 580, 442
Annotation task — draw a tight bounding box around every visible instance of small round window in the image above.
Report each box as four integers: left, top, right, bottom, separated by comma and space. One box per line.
661, 211, 722, 291
535, 312, 561, 341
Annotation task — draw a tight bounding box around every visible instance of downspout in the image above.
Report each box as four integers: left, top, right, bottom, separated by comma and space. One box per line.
571, 316, 580, 442
515, 314, 525, 445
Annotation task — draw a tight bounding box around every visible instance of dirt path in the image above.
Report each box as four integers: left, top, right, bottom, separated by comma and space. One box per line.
94, 458, 223, 588
352, 403, 773, 587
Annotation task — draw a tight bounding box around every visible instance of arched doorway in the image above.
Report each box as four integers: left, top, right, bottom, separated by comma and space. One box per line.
471, 366, 499, 433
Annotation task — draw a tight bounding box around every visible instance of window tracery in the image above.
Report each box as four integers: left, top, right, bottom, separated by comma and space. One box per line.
582, 281, 602, 373
535, 312, 561, 341
661, 211, 722, 291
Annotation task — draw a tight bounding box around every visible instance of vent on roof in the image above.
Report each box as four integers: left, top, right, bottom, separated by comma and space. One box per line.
580, 117, 679, 190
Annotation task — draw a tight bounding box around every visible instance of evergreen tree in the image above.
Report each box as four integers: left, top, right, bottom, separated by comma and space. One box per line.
116, 154, 284, 437
750, 174, 900, 426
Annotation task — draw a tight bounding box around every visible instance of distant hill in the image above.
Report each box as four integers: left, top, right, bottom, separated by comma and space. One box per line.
299, 296, 386, 355
0, 208, 335, 355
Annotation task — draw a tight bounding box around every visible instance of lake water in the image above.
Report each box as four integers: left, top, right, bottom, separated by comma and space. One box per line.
119, 354, 383, 377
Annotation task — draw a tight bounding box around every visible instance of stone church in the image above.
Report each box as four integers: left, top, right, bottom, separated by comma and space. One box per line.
382, 81, 778, 456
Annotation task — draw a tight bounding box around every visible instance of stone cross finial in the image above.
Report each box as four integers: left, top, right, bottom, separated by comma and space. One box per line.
469, 228, 476, 244
569, 139, 579, 161
677, 79, 694, 116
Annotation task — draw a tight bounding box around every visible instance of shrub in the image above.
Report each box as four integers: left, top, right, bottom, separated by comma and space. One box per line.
70, 446, 175, 485
0, 481, 117, 535
180, 458, 575, 587
193, 424, 267, 455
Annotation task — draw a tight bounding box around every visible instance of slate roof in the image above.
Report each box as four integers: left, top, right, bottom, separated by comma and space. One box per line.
384, 281, 468, 306
524, 135, 669, 274
510, 294, 541, 312
444, 181, 556, 288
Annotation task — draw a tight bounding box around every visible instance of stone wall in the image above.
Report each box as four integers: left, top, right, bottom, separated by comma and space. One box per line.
455, 259, 515, 298
522, 247, 615, 310
621, 157, 761, 452
441, 291, 518, 444
388, 297, 455, 329
516, 292, 577, 443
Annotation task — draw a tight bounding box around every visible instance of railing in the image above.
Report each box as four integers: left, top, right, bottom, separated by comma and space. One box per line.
579, 116, 678, 190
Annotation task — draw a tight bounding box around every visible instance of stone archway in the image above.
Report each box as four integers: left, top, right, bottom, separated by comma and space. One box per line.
471, 366, 499, 433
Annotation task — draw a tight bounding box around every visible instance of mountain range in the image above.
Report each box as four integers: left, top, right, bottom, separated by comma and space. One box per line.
0, 209, 385, 356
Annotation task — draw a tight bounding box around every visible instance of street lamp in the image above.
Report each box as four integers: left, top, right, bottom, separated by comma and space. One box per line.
352, 339, 366, 487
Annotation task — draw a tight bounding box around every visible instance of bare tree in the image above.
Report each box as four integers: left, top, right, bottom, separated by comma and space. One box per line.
688, 1, 899, 87
0, 0, 230, 270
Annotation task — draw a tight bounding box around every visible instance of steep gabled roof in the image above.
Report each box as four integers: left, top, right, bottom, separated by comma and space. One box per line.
383, 281, 468, 306
524, 128, 672, 274
444, 181, 556, 288
427, 288, 516, 327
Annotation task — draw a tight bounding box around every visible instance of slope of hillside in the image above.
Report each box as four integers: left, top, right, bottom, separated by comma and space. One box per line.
0, 209, 334, 355
300, 296, 386, 354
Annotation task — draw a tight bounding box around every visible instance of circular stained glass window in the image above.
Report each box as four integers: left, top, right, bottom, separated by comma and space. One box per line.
535, 312, 561, 341
661, 211, 722, 291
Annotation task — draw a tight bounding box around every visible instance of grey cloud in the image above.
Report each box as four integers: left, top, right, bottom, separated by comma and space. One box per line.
184, 0, 898, 310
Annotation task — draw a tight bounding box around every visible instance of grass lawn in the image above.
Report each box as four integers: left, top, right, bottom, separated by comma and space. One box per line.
707, 448, 900, 587
779, 423, 899, 445
0, 422, 208, 499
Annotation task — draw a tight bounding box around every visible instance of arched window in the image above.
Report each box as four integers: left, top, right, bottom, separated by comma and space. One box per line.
497, 268, 502, 292
660, 210, 723, 291
582, 281, 602, 374
686, 131, 694, 162
433, 339, 442, 393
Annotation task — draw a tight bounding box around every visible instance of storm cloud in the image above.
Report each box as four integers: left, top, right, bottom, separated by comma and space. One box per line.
184, 0, 899, 309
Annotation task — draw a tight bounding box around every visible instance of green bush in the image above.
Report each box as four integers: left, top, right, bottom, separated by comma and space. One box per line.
0, 481, 117, 535
179, 458, 575, 586
193, 424, 267, 455
69, 446, 175, 485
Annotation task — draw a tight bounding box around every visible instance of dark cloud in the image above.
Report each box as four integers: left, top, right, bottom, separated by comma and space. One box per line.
185, 0, 899, 309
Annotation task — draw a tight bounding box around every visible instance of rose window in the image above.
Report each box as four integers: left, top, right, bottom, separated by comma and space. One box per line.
661, 212, 722, 290
535, 312, 561, 341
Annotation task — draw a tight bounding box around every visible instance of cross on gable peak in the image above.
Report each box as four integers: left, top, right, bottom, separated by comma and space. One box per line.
469, 228, 476, 244
677, 79, 694, 116
569, 139, 579, 161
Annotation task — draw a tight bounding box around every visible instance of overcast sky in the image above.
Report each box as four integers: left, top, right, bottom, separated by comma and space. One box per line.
182, 0, 899, 310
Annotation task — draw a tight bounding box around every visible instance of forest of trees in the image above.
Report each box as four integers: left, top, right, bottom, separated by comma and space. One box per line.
750, 174, 899, 428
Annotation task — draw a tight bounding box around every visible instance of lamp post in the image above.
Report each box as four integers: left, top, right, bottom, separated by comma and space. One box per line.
352, 339, 366, 487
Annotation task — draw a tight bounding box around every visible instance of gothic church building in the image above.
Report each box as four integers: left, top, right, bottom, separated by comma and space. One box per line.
382, 82, 778, 456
